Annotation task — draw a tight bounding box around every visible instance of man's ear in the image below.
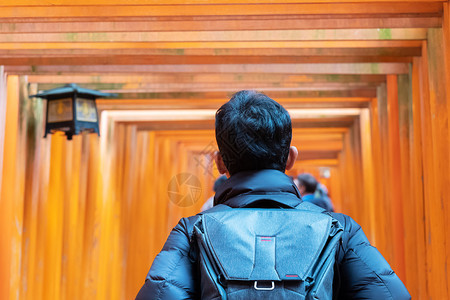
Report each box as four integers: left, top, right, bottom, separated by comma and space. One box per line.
285, 146, 298, 171
214, 151, 229, 176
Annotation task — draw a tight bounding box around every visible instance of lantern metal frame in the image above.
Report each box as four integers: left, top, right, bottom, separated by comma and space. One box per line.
31, 83, 115, 140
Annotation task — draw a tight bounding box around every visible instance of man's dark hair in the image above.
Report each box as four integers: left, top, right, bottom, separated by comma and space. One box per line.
215, 90, 292, 175
297, 173, 318, 194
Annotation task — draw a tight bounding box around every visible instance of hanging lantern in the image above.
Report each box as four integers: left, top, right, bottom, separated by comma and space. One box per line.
31, 83, 115, 140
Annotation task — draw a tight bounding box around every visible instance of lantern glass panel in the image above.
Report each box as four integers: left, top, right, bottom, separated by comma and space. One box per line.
47, 98, 73, 123
76, 98, 98, 122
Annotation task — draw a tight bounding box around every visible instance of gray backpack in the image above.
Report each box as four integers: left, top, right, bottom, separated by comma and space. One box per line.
192, 201, 343, 299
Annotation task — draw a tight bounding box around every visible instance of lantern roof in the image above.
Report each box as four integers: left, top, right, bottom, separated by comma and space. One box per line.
31, 83, 115, 99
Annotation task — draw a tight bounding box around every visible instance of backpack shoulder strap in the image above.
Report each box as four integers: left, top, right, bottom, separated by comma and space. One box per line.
200, 198, 325, 214
201, 198, 325, 213
296, 200, 327, 213
198, 204, 232, 215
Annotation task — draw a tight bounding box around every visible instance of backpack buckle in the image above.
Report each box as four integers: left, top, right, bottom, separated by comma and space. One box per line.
254, 281, 275, 291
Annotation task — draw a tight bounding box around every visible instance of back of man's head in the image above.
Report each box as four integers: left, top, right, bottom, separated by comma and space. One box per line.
297, 173, 318, 194
215, 90, 292, 175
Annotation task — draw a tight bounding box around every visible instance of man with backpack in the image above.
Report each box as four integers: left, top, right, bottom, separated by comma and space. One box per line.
136, 90, 410, 299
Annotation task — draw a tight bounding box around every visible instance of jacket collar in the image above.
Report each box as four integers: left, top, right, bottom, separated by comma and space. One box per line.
301, 194, 315, 202
214, 169, 302, 208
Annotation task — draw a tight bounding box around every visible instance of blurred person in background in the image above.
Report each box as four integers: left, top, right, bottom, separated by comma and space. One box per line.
296, 173, 333, 212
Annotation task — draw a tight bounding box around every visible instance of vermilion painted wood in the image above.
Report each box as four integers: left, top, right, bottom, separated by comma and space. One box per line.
292, 159, 339, 166
3, 63, 411, 75
0, 71, 7, 297
0, 48, 422, 57
0, 55, 414, 66
419, 43, 440, 299
0, 68, 5, 193
10, 77, 28, 300
369, 95, 390, 267
36, 81, 379, 92
329, 167, 342, 211
443, 4, 450, 292
397, 74, 417, 294
349, 119, 366, 230
0, 29, 428, 43
375, 83, 397, 266
98, 97, 371, 110
359, 108, 377, 242
27, 74, 386, 84
3, 0, 446, 5
355, 121, 366, 230
0, 40, 424, 50
386, 74, 406, 282
340, 125, 358, 217
0, 76, 19, 300
0, 3, 442, 18
411, 58, 428, 299
123, 125, 143, 298
0, 14, 440, 25
133, 115, 351, 129
425, 31, 450, 299
0, 18, 440, 33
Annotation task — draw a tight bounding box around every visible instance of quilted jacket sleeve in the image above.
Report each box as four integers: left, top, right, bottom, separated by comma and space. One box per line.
135, 217, 198, 300
333, 213, 411, 300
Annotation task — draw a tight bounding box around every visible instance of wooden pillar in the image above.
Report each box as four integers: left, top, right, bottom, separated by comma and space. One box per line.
60, 135, 83, 300
0, 75, 18, 300
128, 131, 156, 299
350, 119, 365, 229
98, 112, 122, 300
0, 66, 5, 193
369, 96, 385, 250
444, 3, 450, 109
338, 121, 365, 229
18, 81, 44, 300
442, 2, 450, 293
121, 124, 148, 300
329, 166, 342, 212
373, 83, 395, 265
359, 108, 376, 242
42, 134, 65, 300
386, 74, 406, 281
120, 124, 137, 299
425, 29, 450, 299
0, 75, 28, 300
0, 67, 8, 300
418, 42, 437, 299
126, 130, 150, 298
154, 134, 170, 253
397, 73, 418, 295
80, 134, 103, 300
87, 134, 108, 300
411, 57, 428, 299
340, 129, 355, 217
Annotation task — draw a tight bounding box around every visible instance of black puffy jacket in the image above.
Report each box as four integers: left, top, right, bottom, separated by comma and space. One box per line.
136, 170, 411, 299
